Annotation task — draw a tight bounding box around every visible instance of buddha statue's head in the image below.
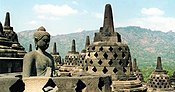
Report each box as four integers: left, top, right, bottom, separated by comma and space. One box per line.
34, 26, 50, 50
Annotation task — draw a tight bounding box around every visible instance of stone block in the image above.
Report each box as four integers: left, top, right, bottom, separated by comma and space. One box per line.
23, 77, 51, 92
0, 77, 24, 92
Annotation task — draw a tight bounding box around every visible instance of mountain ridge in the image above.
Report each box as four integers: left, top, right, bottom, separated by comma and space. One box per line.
17, 26, 175, 64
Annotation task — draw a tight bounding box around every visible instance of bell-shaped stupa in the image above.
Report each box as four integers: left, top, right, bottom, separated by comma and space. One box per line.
79, 36, 90, 67
147, 57, 173, 92
64, 39, 80, 65
84, 4, 147, 91
133, 58, 144, 82
51, 42, 61, 65
0, 12, 26, 73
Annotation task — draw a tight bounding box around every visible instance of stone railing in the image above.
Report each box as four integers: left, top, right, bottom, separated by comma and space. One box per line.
0, 75, 112, 92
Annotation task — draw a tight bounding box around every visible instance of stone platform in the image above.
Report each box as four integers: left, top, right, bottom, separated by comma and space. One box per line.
112, 79, 147, 92
0, 74, 112, 92
23, 74, 112, 92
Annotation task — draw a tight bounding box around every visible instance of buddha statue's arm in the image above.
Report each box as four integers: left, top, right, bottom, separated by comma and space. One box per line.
23, 53, 35, 77
51, 56, 57, 77
48, 54, 57, 77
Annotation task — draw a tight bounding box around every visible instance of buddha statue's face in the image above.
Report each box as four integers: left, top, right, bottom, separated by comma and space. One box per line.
36, 35, 50, 51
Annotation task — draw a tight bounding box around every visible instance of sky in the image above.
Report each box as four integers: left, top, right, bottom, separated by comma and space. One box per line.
0, 0, 175, 35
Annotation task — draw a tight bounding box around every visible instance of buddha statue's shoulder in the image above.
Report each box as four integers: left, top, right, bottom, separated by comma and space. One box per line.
24, 51, 38, 58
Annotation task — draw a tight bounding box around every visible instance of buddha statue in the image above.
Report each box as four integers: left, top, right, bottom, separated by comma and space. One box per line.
23, 26, 55, 77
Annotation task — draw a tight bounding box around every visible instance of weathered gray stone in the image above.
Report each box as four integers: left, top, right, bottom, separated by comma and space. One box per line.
53, 75, 112, 92
79, 36, 90, 68
64, 39, 80, 66
133, 58, 144, 82
0, 77, 24, 92
170, 71, 175, 89
85, 4, 131, 80
4, 12, 18, 43
0, 22, 3, 36
0, 12, 26, 73
147, 57, 174, 92
156, 57, 163, 71
51, 42, 61, 65
22, 75, 112, 92
28, 44, 32, 52
23, 77, 51, 92
23, 26, 55, 77
84, 4, 147, 91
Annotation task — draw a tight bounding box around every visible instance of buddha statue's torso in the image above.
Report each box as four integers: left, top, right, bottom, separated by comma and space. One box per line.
35, 51, 54, 76
23, 50, 54, 77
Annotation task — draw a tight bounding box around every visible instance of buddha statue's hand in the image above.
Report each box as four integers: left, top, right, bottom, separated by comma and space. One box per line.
45, 67, 52, 77
45, 67, 59, 77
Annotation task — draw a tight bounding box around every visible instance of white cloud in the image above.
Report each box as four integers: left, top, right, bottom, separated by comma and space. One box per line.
118, 8, 175, 32
141, 8, 164, 16
127, 17, 175, 32
33, 4, 78, 16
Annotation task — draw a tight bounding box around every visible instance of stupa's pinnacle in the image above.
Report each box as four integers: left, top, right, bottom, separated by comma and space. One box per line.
133, 58, 138, 72
29, 44, 32, 52
52, 42, 57, 54
0, 22, 3, 35
94, 4, 121, 42
129, 58, 133, 72
103, 4, 114, 33
85, 36, 90, 49
71, 39, 76, 52
4, 12, 10, 27
156, 57, 163, 71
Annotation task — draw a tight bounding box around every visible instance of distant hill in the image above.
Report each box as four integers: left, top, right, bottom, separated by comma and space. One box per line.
17, 26, 175, 65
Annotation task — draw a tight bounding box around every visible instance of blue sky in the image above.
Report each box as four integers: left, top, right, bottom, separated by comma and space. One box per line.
0, 0, 175, 35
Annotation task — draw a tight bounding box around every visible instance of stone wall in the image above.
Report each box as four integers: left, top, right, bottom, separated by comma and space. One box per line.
0, 75, 112, 92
